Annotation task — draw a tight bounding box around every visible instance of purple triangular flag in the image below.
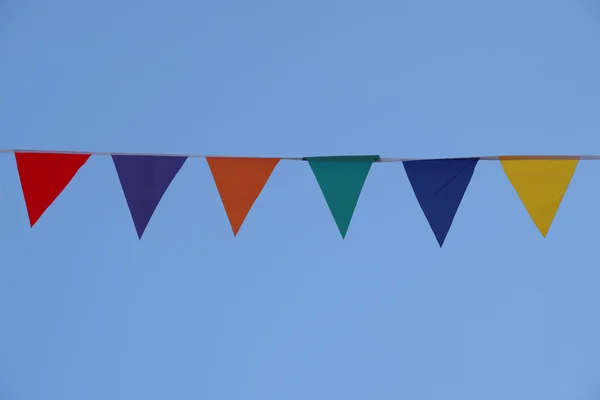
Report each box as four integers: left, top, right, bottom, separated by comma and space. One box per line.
112, 155, 187, 238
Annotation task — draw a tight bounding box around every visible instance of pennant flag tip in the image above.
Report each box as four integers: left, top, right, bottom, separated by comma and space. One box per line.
134, 225, 146, 239
436, 231, 449, 247
28, 215, 37, 227
231, 221, 243, 236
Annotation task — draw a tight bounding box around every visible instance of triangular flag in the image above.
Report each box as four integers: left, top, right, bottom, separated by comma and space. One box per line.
306, 155, 379, 238
112, 155, 187, 238
403, 158, 479, 247
15, 151, 91, 226
500, 158, 578, 237
206, 157, 280, 235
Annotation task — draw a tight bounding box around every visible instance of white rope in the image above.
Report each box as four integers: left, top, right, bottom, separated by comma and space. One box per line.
0, 149, 596, 161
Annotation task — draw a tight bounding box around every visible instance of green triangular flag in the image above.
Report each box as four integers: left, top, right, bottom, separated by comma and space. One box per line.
306, 155, 380, 238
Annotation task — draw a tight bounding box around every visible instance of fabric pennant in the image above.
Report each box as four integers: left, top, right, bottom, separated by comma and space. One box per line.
403, 158, 479, 247
15, 152, 91, 226
206, 157, 280, 235
500, 158, 578, 237
113, 155, 187, 239
306, 155, 379, 238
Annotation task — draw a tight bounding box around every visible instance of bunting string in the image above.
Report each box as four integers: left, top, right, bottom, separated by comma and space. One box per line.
0, 149, 598, 161
0, 149, 594, 245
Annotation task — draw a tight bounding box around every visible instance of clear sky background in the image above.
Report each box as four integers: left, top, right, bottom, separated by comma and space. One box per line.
2, 0, 600, 399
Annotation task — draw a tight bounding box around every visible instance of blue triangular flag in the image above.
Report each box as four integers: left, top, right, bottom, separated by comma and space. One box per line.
403, 158, 479, 246
113, 155, 187, 238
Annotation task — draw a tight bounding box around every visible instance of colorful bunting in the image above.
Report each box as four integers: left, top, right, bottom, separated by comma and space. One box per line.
4, 149, 594, 244
403, 158, 479, 247
206, 157, 280, 235
15, 152, 91, 226
500, 158, 578, 237
112, 155, 187, 238
306, 156, 379, 238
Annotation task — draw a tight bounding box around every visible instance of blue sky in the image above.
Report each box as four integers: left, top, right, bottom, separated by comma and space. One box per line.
2, 0, 600, 399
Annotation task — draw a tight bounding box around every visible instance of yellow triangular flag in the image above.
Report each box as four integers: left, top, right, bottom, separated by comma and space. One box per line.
500, 158, 578, 237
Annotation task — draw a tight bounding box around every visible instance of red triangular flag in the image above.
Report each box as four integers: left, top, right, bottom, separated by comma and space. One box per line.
15, 152, 91, 226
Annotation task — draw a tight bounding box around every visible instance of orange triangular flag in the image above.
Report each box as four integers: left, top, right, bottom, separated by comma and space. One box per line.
207, 157, 280, 235
15, 152, 91, 226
